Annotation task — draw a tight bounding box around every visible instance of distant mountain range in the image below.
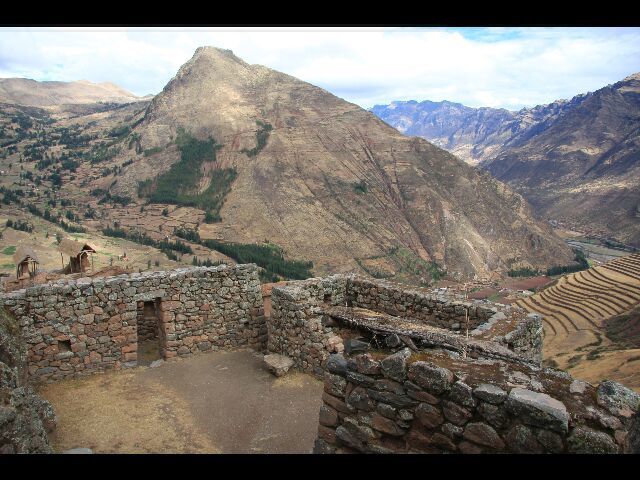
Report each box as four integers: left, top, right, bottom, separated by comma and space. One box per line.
0, 78, 145, 107
371, 73, 640, 247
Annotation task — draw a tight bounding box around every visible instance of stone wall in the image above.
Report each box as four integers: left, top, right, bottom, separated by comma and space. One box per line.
136, 300, 160, 342
268, 275, 348, 376
314, 350, 640, 454
270, 274, 638, 454
268, 275, 543, 375
347, 277, 493, 331
0, 264, 266, 383
1, 306, 55, 453
348, 276, 543, 364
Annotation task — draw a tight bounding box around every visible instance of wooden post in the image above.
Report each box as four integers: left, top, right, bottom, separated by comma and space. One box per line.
60, 252, 64, 270
92, 254, 94, 272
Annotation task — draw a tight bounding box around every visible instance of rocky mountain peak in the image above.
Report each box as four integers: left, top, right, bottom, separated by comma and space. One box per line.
123, 47, 575, 280
616, 72, 640, 93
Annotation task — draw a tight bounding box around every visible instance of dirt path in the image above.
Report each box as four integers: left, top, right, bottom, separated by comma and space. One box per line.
38, 349, 323, 453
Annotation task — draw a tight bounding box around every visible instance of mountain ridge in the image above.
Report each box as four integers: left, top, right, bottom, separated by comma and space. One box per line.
0, 77, 143, 107
371, 73, 640, 247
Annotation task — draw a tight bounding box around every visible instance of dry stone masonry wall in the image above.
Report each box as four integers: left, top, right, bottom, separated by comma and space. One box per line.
268, 274, 543, 376
268, 275, 349, 376
2, 267, 638, 455
268, 274, 639, 454
348, 277, 493, 330
1, 307, 56, 453
313, 349, 640, 454
0, 264, 265, 383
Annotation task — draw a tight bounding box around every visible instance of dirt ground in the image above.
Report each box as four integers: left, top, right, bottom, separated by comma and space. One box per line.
38, 349, 323, 454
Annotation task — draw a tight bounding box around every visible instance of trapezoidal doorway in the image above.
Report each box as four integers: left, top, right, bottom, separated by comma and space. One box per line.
136, 299, 163, 366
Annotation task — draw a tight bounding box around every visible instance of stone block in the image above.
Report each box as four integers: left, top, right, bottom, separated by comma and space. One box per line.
567, 426, 618, 454
326, 354, 348, 375
355, 354, 381, 375
407, 361, 454, 394
442, 400, 472, 426
319, 405, 339, 427
506, 388, 569, 434
463, 422, 505, 451
380, 348, 411, 382
370, 412, 405, 436
505, 424, 543, 453
263, 354, 294, 377
596, 380, 640, 418
415, 402, 444, 429
448, 381, 476, 408
473, 383, 507, 404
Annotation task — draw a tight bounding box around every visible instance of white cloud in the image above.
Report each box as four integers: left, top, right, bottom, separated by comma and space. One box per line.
0, 27, 639, 110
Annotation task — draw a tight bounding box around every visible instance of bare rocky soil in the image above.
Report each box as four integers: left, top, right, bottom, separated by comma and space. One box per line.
38, 349, 323, 453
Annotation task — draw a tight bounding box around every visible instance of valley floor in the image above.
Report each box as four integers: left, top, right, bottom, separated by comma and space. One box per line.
38, 349, 323, 454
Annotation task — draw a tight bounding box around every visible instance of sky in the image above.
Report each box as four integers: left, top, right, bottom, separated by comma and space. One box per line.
1, 27, 639, 110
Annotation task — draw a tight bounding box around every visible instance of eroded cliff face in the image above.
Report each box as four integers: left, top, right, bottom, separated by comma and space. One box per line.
482, 74, 640, 247
123, 47, 573, 281
1, 307, 55, 454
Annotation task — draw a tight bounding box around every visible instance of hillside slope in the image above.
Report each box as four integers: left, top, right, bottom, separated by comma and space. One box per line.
370, 97, 584, 166
0, 78, 141, 107
371, 74, 640, 247
517, 253, 640, 391
483, 74, 640, 247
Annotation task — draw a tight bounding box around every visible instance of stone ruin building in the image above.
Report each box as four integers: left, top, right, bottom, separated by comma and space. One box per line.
1, 263, 639, 454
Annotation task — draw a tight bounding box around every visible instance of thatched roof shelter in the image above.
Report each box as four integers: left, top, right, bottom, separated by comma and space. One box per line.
14, 244, 40, 279
58, 238, 97, 274
58, 238, 96, 257
13, 245, 40, 265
